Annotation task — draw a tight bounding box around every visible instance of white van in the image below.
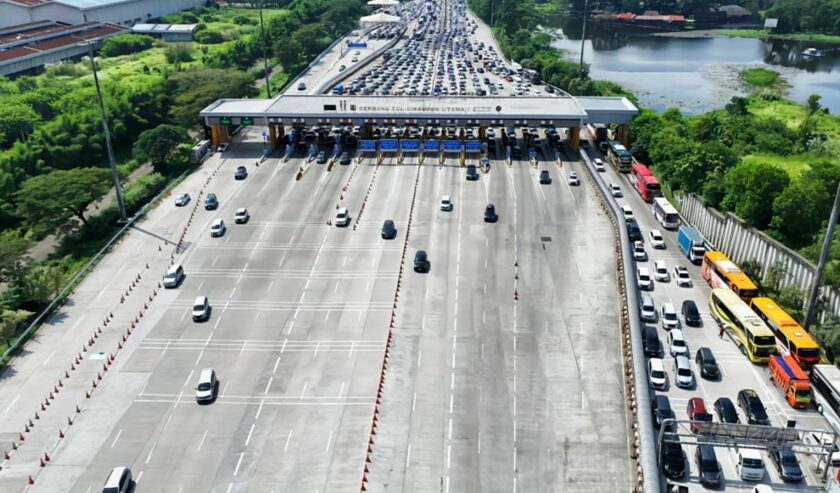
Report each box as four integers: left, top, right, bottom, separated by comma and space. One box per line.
440, 195, 453, 211
210, 218, 226, 237
195, 368, 217, 403
738, 449, 765, 481
335, 208, 351, 227
163, 264, 184, 289
102, 467, 132, 493
637, 267, 653, 291
192, 296, 210, 322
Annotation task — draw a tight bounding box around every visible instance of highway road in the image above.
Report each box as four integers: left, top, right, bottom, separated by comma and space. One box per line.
585, 141, 828, 492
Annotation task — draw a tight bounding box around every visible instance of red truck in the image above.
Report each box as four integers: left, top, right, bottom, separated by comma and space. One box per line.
769, 354, 811, 409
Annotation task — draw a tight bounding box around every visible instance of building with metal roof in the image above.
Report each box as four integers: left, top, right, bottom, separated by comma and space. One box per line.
0, 19, 124, 75
0, 0, 205, 29
131, 23, 196, 41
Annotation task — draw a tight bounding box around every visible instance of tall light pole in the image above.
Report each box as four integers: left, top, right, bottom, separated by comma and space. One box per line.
804, 182, 840, 330
578, 0, 589, 77
259, 3, 272, 98
86, 42, 127, 223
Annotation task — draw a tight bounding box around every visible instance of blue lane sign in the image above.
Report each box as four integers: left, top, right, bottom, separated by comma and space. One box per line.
380, 139, 398, 151
423, 140, 439, 151
359, 140, 377, 151
443, 140, 462, 152
400, 140, 419, 151
465, 140, 481, 152
348, 42, 367, 49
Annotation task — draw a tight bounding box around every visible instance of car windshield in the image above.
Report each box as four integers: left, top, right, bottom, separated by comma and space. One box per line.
742, 457, 763, 468
673, 339, 686, 347
193, 304, 204, 311
678, 367, 691, 377
701, 458, 718, 471
165, 272, 177, 279
197, 382, 212, 391
665, 312, 677, 320
651, 370, 665, 379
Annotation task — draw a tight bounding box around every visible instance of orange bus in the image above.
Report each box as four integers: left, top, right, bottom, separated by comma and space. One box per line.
751, 297, 821, 371
701, 251, 759, 302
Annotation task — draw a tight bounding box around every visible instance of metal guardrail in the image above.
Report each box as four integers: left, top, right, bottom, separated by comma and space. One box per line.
579, 148, 661, 493
0, 168, 191, 367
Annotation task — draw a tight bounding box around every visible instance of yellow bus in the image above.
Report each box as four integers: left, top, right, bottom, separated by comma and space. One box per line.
750, 297, 821, 371
701, 251, 759, 302
709, 288, 777, 363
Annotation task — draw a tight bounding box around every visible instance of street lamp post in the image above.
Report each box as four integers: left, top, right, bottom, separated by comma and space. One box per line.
259, 4, 272, 98
86, 42, 127, 223
804, 182, 840, 330
578, 0, 589, 77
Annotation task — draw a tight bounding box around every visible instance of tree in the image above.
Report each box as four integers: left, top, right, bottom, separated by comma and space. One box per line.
721, 161, 790, 229
771, 177, 830, 248
20, 264, 64, 304
0, 233, 32, 282
740, 259, 765, 288
0, 309, 32, 346
0, 100, 41, 148
99, 34, 154, 57
132, 124, 189, 168
195, 29, 225, 44
164, 44, 194, 64
168, 69, 256, 128
14, 167, 111, 231
807, 94, 822, 115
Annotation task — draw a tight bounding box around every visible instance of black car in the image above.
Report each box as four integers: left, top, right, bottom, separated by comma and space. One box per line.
466, 164, 479, 180
713, 397, 740, 424
737, 389, 770, 425
660, 439, 686, 480
339, 152, 352, 165
539, 170, 551, 184
681, 299, 702, 326
381, 220, 397, 239
234, 166, 247, 180
204, 193, 219, 210
695, 347, 721, 380
651, 395, 675, 430
627, 220, 642, 242
413, 250, 430, 273
316, 151, 327, 164
769, 446, 803, 482
695, 445, 722, 487
484, 203, 498, 223
643, 327, 662, 357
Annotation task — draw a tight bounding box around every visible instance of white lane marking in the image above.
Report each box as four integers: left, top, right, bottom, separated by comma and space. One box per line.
273, 356, 281, 373
279, 254, 286, 267
300, 381, 308, 398
405, 442, 412, 469
268, 281, 274, 292
3, 395, 19, 414
221, 381, 230, 397
233, 452, 244, 476
283, 430, 293, 452
212, 256, 219, 266
145, 441, 157, 464
280, 339, 287, 353
448, 418, 453, 440
478, 431, 481, 455
110, 429, 122, 448
42, 350, 57, 366
264, 377, 273, 394
313, 342, 321, 358
338, 382, 345, 399
136, 471, 144, 483
229, 286, 237, 298
226, 484, 233, 493
417, 350, 422, 367
71, 315, 85, 330
412, 392, 417, 412
333, 281, 340, 293
245, 424, 255, 446
255, 399, 265, 420
197, 430, 208, 451
286, 321, 295, 335
325, 429, 334, 452
446, 445, 452, 468
181, 308, 188, 321
197, 280, 205, 292
194, 350, 204, 366
214, 316, 223, 330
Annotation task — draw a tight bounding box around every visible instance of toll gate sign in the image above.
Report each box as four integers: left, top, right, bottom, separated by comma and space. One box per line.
359, 140, 377, 151
400, 140, 420, 152
423, 140, 439, 151
465, 140, 481, 152
380, 139, 398, 151
443, 140, 462, 152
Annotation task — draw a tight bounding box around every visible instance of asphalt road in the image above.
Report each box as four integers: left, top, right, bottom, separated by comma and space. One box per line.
586, 142, 827, 492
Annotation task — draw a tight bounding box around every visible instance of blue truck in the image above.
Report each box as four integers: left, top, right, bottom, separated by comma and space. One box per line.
677, 225, 706, 264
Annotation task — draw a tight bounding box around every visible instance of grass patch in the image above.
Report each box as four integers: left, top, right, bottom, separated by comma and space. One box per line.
740, 67, 779, 87
719, 29, 840, 44
748, 98, 840, 142
741, 152, 817, 177
257, 72, 290, 98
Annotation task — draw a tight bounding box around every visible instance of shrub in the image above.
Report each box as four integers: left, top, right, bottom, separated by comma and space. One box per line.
233, 15, 254, 25
164, 44, 194, 63
194, 29, 224, 44
99, 34, 154, 57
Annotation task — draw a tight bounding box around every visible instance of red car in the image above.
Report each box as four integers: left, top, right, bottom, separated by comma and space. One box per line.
687, 397, 713, 433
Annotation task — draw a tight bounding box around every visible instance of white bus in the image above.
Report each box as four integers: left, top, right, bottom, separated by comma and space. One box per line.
652, 197, 680, 230
812, 364, 840, 435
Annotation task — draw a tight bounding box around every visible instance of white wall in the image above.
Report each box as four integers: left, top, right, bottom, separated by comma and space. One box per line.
0, 3, 33, 26
0, 0, 205, 29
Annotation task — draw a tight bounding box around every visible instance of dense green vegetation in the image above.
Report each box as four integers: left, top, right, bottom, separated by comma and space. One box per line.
740, 67, 780, 88
0, 0, 367, 351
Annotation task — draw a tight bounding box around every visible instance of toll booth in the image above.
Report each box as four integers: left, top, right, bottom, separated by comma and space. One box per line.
421, 139, 439, 164
465, 140, 481, 168
358, 139, 377, 162
379, 138, 398, 164
442, 139, 462, 165
399, 138, 419, 163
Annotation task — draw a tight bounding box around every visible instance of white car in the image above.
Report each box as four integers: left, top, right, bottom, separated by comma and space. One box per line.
335, 207, 351, 227
648, 358, 667, 390
610, 183, 622, 197
234, 208, 250, 224
637, 267, 653, 291
653, 260, 670, 282
661, 303, 680, 330
738, 449, 765, 482
674, 266, 692, 287
567, 172, 580, 186
594, 158, 605, 172
217, 143, 229, 153
633, 241, 647, 261
620, 205, 634, 220
649, 229, 666, 249
440, 195, 453, 211
668, 329, 688, 357
210, 218, 226, 237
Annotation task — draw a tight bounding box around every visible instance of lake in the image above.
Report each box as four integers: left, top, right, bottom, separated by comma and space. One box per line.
549, 22, 840, 114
